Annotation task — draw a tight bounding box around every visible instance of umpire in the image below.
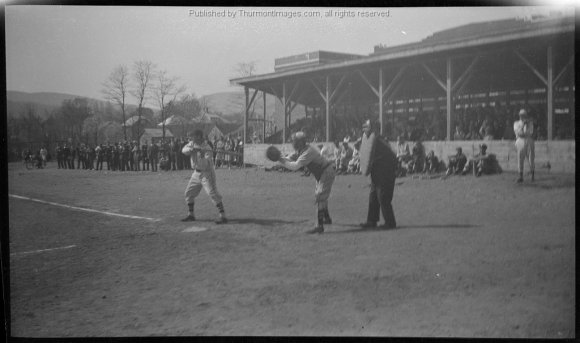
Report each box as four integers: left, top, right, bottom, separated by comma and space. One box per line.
359, 120, 397, 229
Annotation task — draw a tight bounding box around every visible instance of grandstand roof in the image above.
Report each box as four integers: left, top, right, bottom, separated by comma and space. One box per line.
231, 15, 574, 87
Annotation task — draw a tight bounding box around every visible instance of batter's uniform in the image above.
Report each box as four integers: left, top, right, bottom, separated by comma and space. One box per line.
279, 145, 336, 229
182, 141, 226, 218
513, 119, 535, 179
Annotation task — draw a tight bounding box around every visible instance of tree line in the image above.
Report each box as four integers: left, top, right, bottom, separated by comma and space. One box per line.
7, 60, 213, 158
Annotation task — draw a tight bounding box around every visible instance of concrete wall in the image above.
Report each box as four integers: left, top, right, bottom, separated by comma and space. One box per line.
245, 140, 575, 173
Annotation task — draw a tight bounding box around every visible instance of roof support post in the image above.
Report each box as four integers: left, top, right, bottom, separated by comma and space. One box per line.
446, 58, 453, 141
263, 91, 267, 143
244, 86, 249, 145
282, 82, 287, 144
547, 46, 553, 140
379, 67, 384, 136
326, 76, 331, 142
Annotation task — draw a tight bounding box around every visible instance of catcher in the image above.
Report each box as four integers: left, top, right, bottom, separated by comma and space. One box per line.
181, 130, 228, 224
269, 132, 335, 234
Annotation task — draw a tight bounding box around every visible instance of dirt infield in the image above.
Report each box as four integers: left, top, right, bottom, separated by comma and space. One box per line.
8, 162, 575, 337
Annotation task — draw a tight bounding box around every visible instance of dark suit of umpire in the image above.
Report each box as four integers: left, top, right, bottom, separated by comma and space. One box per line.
363, 131, 397, 228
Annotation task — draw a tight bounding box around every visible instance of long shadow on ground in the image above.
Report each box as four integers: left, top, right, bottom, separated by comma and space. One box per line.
327, 223, 478, 234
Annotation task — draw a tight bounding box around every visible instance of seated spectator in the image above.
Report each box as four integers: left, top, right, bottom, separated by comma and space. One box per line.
159, 153, 171, 171
479, 119, 495, 140
502, 119, 515, 140
320, 142, 338, 165
446, 147, 467, 176
333, 141, 342, 170
466, 122, 481, 140
396, 136, 411, 176
407, 140, 425, 174
454, 125, 466, 140
424, 150, 439, 174
347, 140, 361, 174
338, 142, 353, 174
462, 143, 501, 177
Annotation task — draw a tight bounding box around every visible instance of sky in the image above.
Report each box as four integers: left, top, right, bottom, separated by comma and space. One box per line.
5, 5, 574, 106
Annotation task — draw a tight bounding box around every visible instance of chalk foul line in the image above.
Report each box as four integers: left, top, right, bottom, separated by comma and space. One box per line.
11, 245, 77, 257
9, 194, 161, 222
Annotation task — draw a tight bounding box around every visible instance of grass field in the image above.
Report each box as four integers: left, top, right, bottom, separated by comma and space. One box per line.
8, 162, 575, 337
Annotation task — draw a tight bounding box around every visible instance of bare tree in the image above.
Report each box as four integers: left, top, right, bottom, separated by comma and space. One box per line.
102, 65, 130, 140
131, 60, 156, 142
235, 61, 257, 78
154, 70, 186, 139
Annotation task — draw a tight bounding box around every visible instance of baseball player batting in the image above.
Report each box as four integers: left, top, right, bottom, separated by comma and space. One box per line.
181, 130, 228, 224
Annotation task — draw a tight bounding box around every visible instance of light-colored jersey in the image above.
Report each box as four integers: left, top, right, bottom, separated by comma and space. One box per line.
514, 119, 534, 140
320, 145, 336, 162
182, 141, 214, 171
280, 145, 331, 180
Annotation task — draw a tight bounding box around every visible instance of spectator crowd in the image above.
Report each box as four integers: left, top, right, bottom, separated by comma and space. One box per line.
23, 134, 245, 172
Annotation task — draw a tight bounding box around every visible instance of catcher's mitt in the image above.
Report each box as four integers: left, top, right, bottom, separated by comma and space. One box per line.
265, 145, 281, 162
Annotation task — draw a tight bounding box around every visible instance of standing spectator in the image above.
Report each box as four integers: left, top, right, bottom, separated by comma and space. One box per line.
40, 147, 47, 167
122, 143, 131, 171
176, 138, 184, 170
149, 141, 159, 172
87, 145, 96, 170
224, 137, 232, 169
141, 140, 149, 171
237, 138, 244, 167
170, 139, 179, 171
514, 109, 535, 183
215, 137, 225, 168
105, 144, 112, 170
113, 143, 121, 171
95, 144, 103, 170
56, 144, 64, 169
132, 143, 141, 171
75, 145, 81, 169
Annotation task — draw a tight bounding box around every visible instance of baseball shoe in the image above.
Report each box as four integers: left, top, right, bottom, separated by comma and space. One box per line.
181, 215, 196, 222
306, 226, 324, 234
215, 217, 228, 224
359, 222, 377, 229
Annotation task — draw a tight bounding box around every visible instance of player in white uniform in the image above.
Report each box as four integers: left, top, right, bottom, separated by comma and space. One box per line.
278, 132, 335, 234
513, 109, 535, 183
181, 130, 228, 224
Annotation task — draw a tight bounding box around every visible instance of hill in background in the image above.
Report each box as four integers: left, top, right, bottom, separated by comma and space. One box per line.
7, 90, 306, 131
